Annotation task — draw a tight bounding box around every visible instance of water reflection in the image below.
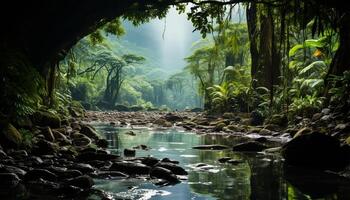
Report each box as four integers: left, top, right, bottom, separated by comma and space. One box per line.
93, 124, 350, 200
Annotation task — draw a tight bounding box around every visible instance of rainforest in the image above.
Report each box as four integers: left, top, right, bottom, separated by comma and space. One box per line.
0, 0, 349, 199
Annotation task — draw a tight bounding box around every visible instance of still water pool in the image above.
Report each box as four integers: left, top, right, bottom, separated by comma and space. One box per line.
92, 124, 350, 200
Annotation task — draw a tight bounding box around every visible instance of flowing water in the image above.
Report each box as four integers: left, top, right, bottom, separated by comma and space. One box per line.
92, 123, 350, 200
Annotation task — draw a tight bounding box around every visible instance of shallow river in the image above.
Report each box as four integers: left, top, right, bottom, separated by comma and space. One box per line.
92, 124, 350, 200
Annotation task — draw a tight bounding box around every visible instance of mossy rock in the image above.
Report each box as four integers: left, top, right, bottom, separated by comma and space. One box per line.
129, 106, 144, 112
114, 104, 130, 111
282, 132, 349, 170
225, 125, 245, 132
214, 122, 226, 131
293, 127, 313, 138
222, 112, 235, 119
267, 114, 288, 127
32, 110, 61, 128
345, 136, 350, 145
154, 118, 172, 127
0, 123, 23, 149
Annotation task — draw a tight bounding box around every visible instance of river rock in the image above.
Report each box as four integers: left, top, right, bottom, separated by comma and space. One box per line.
68, 163, 95, 174
0, 173, 21, 191
150, 167, 180, 183
71, 122, 81, 131
161, 158, 179, 164
164, 113, 182, 122
154, 118, 172, 127
232, 141, 268, 152
141, 156, 159, 167
218, 157, 231, 163
109, 162, 151, 175
267, 114, 288, 127
49, 167, 82, 179
76, 152, 119, 162
52, 129, 68, 141
0, 123, 22, 149
293, 127, 313, 138
41, 127, 55, 142
65, 175, 94, 190
124, 130, 136, 136
32, 139, 58, 155
32, 110, 61, 128
124, 148, 136, 157
26, 179, 60, 196
80, 124, 100, 140
72, 135, 92, 147
24, 169, 57, 182
0, 149, 7, 158
96, 138, 109, 148
282, 132, 349, 170
193, 144, 229, 150
155, 162, 187, 175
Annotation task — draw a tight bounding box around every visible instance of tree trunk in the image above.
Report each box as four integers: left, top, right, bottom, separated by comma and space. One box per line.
246, 3, 259, 88
327, 13, 350, 78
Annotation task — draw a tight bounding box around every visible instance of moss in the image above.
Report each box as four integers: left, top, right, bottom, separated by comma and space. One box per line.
0, 123, 23, 149
32, 110, 61, 128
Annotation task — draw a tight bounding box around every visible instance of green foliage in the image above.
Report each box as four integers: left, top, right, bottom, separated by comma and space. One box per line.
19, 128, 34, 149
328, 71, 350, 107
0, 51, 45, 119
289, 94, 324, 117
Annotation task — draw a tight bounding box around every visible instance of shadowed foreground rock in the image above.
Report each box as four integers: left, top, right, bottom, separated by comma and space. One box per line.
282, 132, 350, 170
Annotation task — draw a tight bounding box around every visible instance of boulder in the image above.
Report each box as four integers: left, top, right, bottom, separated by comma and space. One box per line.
155, 162, 187, 175
0, 165, 26, 179
72, 135, 92, 147
32, 139, 58, 155
267, 114, 288, 127
293, 127, 312, 138
161, 158, 179, 164
154, 118, 172, 127
52, 129, 68, 141
65, 175, 94, 190
222, 112, 235, 119
24, 169, 57, 182
232, 141, 268, 152
80, 124, 100, 140
192, 144, 229, 150
312, 113, 323, 121
0, 173, 21, 191
124, 148, 136, 157
124, 130, 136, 136
282, 132, 350, 170
96, 139, 109, 148
41, 127, 55, 142
150, 167, 180, 183
214, 122, 226, 131
76, 152, 119, 162
32, 110, 61, 128
141, 157, 160, 166
164, 113, 182, 122
68, 163, 95, 174
0, 123, 22, 149
109, 162, 151, 175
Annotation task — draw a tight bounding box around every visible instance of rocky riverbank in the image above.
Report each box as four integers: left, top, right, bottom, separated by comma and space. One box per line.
85, 110, 350, 174
0, 110, 188, 199
1, 108, 349, 199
